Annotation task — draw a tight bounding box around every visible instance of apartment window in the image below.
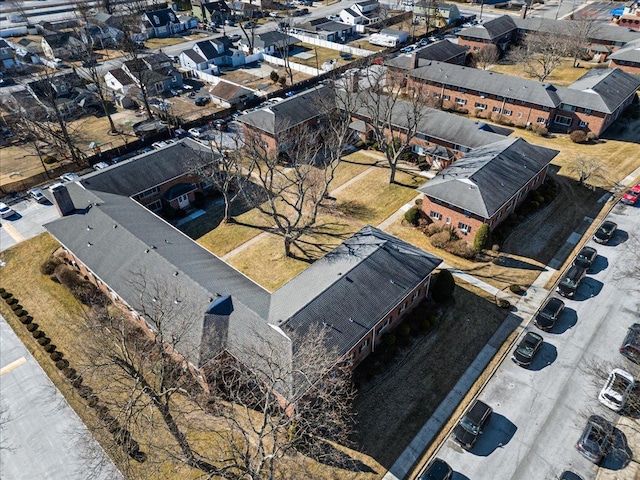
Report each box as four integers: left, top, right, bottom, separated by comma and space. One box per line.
584, 108, 592, 115
503, 109, 512, 116
430, 210, 442, 220
492, 106, 501, 113
155, 82, 164, 93
474, 102, 487, 110
554, 115, 572, 126
359, 339, 369, 353
455, 97, 467, 105
542, 105, 550, 111
139, 186, 159, 199
399, 302, 408, 313
561, 103, 577, 112
377, 317, 392, 335
579, 120, 589, 128
506, 97, 514, 103
517, 112, 523, 118
536, 117, 546, 124
459, 88, 467, 93
172, 75, 178, 83
434, 93, 441, 98
458, 222, 471, 233
442, 94, 450, 101
412, 291, 419, 302
147, 200, 162, 211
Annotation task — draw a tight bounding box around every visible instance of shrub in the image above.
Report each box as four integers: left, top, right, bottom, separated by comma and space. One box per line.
445, 240, 476, 260
430, 231, 450, 249
40, 257, 63, 276
404, 206, 421, 226
270, 70, 279, 83
71, 281, 109, 307
88, 396, 99, 408
50, 351, 63, 361
55, 359, 69, 370
0, 287, 4, 294
586, 132, 598, 142
414, 198, 423, 206
20, 315, 33, 325
26, 323, 38, 332
72, 376, 83, 388
43, 155, 57, 164
433, 270, 455, 303
425, 223, 443, 236
78, 385, 93, 399
38, 337, 51, 346
509, 284, 522, 294
382, 332, 396, 346
528, 200, 540, 210
13, 309, 24, 317
399, 324, 411, 337
11, 303, 22, 311
44, 344, 56, 353
497, 298, 511, 308
64, 367, 77, 379
6, 297, 18, 305
570, 130, 588, 144
54, 264, 82, 288
32, 330, 45, 339
16, 309, 27, 317
473, 224, 491, 252
536, 126, 548, 136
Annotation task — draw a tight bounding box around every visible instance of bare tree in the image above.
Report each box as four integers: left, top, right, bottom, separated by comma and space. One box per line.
566, 13, 600, 68
352, 66, 429, 184
567, 155, 608, 188
511, 29, 564, 82
118, 31, 155, 120
473, 44, 500, 70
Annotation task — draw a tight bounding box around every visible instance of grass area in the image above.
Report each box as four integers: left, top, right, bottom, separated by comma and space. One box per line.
144, 37, 190, 49
293, 43, 359, 70
490, 58, 593, 86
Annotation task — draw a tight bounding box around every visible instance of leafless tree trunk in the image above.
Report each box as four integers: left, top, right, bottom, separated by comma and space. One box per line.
118, 30, 155, 120
511, 29, 564, 82
473, 44, 500, 70
566, 15, 599, 68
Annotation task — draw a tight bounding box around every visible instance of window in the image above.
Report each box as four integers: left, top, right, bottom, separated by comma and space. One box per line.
155, 82, 164, 93
474, 102, 487, 110
377, 317, 392, 335
412, 291, 419, 302
434, 93, 441, 98
579, 120, 589, 128
445, 217, 451, 225
584, 108, 592, 115
561, 103, 576, 112
536, 117, 546, 124
554, 114, 572, 126
492, 106, 501, 113
399, 302, 408, 313
503, 109, 512, 116
455, 97, 467, 105
517, 112, 523, 118
430, 210, 442, 220
458, 222, 471, 234
139, 186, 159, 199
442, 94, 450, 101
147, 200, 162, 211
359, 339, 369, 353
542, 105, 550, 111
459, 88, 467, 93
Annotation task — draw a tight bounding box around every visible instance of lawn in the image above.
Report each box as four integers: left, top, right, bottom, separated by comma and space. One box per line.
490, 58, 594, 86
293, 43, 360, 70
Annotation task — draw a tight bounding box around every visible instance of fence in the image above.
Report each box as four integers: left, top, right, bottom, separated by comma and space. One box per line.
288, 34, 374, 58
261, 54, 320, 77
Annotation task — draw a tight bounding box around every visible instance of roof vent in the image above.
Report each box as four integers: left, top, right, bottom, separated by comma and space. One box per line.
87, 225, 92, 231
87, 242, 93, 247
113, 224, 117, 229
145, 248, 150, 253
173, 271, 179, 276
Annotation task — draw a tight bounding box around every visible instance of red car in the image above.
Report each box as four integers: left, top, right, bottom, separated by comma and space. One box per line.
621, 183, 640, 205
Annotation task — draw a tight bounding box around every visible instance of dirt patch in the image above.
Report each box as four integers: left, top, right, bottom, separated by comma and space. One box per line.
351, 285, 507, 469
501, 172, 606, 264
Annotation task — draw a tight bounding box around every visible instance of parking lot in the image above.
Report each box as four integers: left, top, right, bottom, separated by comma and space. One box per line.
430, 201, 640, 479
0, 195, 60, 252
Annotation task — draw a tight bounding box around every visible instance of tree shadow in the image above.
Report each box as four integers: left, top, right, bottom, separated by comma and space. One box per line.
589, 255, 608, 274
550, 308, 577, 335
601, 428, 632, 470
527, 342, 558, 371
492, 255, 546, 272
471, 413, 517, 457
574, 278, 603, 301
336, 200, 376, 219
298, 439, 377, 474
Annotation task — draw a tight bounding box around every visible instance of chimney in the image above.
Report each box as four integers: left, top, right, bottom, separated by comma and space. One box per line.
49, 184, 75, 216
347, 70, 359, 93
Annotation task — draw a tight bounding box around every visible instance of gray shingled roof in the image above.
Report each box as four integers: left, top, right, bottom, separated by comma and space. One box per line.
609, 38, 640, 64
512, 17, 640, 45
238, 86, 333, 134
458, 15, 516, 41
254, 31, 299, 49
182, 49, 206, 63
108, 68, 135, 85
418, 137, 559, 219
273, 226, 442, 357
195, 40, 221, 60
386, 40, 468, 70
562, 68, 640, 113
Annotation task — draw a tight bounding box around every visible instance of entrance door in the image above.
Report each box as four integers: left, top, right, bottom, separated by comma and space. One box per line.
177, 194, 189, 209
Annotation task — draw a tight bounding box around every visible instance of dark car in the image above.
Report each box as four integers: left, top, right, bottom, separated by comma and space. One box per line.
453, 399, 492, 450
229, 33, 241, 42
512, 331, 543, 367
418, 458, 452, 480
573, 246, 598, 271
576, 415, 613, 464
557, 264, 587, 298
559, 471, 583, 480
534, 297, 565, 331
213, 119, 229, 131
593, 221, 617, 244
243, 21, 255, 29
620, 323, 640, 364
194, 96, 211, 106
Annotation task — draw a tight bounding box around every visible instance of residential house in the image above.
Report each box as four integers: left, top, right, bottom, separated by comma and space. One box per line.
105, 68, 136, 95
418, 137, 559, 238
81, 23, 123, 49
180, 37, 245, 71
385, 39, 468, 71
142, 8, 182, 38
41, 31, 84, 60
178, 14, 199, 31
208, 80, 254, 107
353, 0, 379, 14
413, 2, 460, 27
239, 31, 300, 55
191, 0, 233, 24
179, 49, 210, 71
1, 87, 46, 120
121, 56, 184, 96
456, 15, 517, 52
293, 18, 354, 42
0, 39, 16, 70
27, 71, 99, 117
230, 1, 260, 19
404, 61, 640, 135
340, 1, 380, 26
89, 12, 123, 29
340, 8, 367, 26
239, 87, 333, 154
609, 38, 640, 74
43, 139, 443, 399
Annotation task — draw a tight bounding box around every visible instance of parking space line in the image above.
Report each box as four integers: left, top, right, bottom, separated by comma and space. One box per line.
0, 356, 27, 376
2, 222, 24, 243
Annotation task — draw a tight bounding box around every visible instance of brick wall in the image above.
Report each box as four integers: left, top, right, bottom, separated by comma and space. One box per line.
458, 37, 490, 52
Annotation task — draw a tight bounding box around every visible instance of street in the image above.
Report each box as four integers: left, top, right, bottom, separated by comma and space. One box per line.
431, 201, 640, 479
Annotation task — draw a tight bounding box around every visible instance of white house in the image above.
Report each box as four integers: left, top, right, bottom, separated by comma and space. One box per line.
354, 0, 379, 14
339, 8, 366, 26
104, 68, 135, 95
142, 8, 182, 38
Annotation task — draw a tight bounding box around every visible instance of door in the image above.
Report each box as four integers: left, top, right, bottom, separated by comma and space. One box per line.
177, 194, 189, 209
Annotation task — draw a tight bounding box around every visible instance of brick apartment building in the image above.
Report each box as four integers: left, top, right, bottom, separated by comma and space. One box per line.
403, 61, 640, 136
456, 15, 517, 52
609, 38, 640, 75
418, 137, 559, 238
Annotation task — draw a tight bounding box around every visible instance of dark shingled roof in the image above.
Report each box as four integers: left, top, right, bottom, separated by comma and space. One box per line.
609, 38, 640, 64
418, 137, 559, 219
108, 68, 135, 85
182, 49, 206, 63
457, 15, 516, 41
386, 39, 468, 70
562, 68, 640, 114
145, 8, 180, 27
195, 40, 221, 60
274, 226, 442, 357
253, 31, 299, 49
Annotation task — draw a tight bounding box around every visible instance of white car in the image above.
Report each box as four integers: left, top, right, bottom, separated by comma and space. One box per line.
188, 127, 206, 138
0, 202, 15, 219
598, 368, 635, 412
59, 173, 80, 183
152, 141, 168, 150
28, 188, 47, 203
93, 162, 110, 170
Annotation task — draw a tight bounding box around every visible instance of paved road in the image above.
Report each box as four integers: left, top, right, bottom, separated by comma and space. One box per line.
432, 200, 640, 480
0, 315, 122, 479
0, 196, 60, 252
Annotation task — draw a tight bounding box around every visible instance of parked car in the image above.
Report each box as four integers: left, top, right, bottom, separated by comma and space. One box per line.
213, 119, 229, 131
418, 458, 452, 480
229, 33, 241, 42
417, 38, 430, 47
170, 88, 183, 96
243, 21, 255, 29
598, 368, 635, 412
269, 11, 281, 17
576, 415, 613, 464
453, 399, 492, 450
620, 323, 640, 364
557, 264, 587, 298
165, 138, 178, 145
512, 331, 543, 367
195, 96, 211, 106
534, 297, 564, 331
93, 161, 110, 170
59, 173, 80, 183
559, 472, 583, 480
621, 183, 640, 205
137, 147, 153, 155
174, 128, 189, 139
573, 246, 597, 271
593, 220, 617, 244
0, 202, 15, 219
400, 45, 415, 53
152, 141, 168, 150
28, 188, 47, 203
188, 127, 206, 138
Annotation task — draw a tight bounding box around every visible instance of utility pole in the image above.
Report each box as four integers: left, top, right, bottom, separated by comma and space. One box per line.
480, 0, 485, 21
